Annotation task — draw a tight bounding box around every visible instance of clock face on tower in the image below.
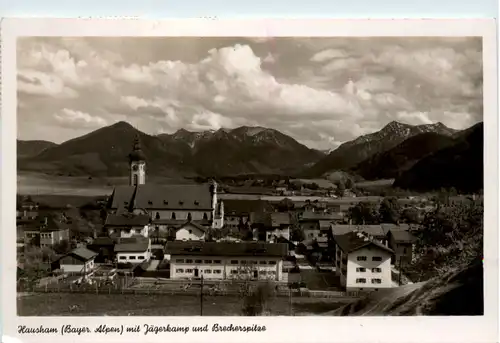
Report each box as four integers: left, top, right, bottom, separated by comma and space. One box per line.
132, 164, 138, 171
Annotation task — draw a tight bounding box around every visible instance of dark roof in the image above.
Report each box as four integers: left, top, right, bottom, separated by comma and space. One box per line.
319, 220, 333, 230
114, 237, 150, 252
152, 219, 211, 227
166, 241, 288, 257
271, 212, 291, 226
300, 211, 343, 222
334, 232, 393, 255
331, 225, 355, 236
88, 236, 115, 246
390, 230, 417, 243
105, 213, 150, 226
381, 223, 410, 235
19, 215, 70, 233
110, 184, 213, 212
66, 247, 98, 261
223, 200, 273, 216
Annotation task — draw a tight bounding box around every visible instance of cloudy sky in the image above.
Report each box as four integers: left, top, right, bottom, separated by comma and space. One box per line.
17, 37, 483, 150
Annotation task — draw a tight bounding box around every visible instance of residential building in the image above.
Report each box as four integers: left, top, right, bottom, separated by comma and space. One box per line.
387, 229, 417, 266
333, 231, 394, 292
300, 212, 343, 240
108, 135, 223, 229
21, 216, 70, 248
56, 247, 97, 274
114, 237, 152, 264
166, 241, 288, 281
223, 199, 273, 230
331, 224, 389, 246
266, 212, 291, 242
87, 236, 116, 263
175, 221, 206, 241
104, 213, 150, 238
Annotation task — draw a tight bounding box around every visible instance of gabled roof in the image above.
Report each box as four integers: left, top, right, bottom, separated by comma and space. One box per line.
381, 223, 410, 235
105, 213, 150, 227
114, 237, 150, 253
389, 230, 417, 243
334, 232, 393, 255
110, 184, 213, 211
319, 220, 333, 230
166, 241, 288, 257
64, 247, 98, 261
223, 200, 273, 216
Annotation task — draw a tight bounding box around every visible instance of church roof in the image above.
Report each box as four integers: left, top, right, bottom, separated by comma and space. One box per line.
129, 135, 146, 162
110, 184, 213, 212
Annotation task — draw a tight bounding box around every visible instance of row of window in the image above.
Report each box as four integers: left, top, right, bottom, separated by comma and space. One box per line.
119, 255, 145, 260
356, 278, 382, 284
356, 267, 382, 273
176, 269, 222, 274
174, 269, 277, 276
175, 259, 277, 265
155, 212, 209, 220
356, 256, 383, 262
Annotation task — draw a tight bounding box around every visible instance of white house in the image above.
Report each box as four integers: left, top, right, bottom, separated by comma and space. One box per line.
57, 247, 97, 274
175, 221, 206, 241
104, 213, 150, 238
114, 237, 152, 264
333, 231, 394, 292
166, 241, 288, 281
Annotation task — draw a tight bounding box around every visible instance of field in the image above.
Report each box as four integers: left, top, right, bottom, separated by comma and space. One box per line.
17, 293, 346, 316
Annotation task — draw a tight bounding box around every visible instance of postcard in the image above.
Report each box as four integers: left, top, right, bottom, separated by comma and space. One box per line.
1, 18, 498, 343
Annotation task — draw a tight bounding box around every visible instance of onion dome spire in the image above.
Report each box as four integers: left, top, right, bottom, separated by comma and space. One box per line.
128, 134, 146, 162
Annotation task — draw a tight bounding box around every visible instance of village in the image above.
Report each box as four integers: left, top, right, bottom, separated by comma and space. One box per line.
16, 135, 482, 315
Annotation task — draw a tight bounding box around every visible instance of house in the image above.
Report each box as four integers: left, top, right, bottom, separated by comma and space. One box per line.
104, 213, 150, 238
387, 229, 417, 266
166, 241, 288, 281
333, 231, 394, 292
175, 221, 206, 241
331, 224, 389, 246
16, 197, 39, 220
114, 237, 152, 264
266, 212, 291, 242
300, 212, 343, 240
108, 135, 223, 228
56, 247, 97, 274
21, 215, 70, 248
223, 199, 273, 230
87, 236, 116, 263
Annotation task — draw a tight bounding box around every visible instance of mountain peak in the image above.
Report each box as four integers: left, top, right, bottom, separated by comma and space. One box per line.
383, 121, 410, 131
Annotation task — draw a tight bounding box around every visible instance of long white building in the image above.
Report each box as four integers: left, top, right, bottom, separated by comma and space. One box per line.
333, 230, 394, 292
166, 241, 288, 281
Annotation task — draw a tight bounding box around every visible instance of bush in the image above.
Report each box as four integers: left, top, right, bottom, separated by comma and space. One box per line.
241, 282, 276, 316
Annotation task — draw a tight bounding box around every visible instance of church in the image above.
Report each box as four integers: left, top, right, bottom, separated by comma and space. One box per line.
107, 135, 224, 237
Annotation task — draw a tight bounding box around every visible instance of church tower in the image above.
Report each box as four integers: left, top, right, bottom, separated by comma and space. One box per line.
128, 134, 146, 186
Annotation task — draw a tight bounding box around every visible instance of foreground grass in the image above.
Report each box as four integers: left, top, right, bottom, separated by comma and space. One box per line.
17, 293, 345, 316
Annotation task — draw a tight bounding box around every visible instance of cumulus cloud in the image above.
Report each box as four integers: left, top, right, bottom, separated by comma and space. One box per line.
17, 37, 483, 149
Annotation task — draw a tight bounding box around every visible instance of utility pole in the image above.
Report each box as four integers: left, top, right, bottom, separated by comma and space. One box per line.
398, 257, 403, 286
200, 272, 204, 316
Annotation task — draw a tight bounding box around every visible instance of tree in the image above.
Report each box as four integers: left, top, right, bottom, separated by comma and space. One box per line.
379, 197, 402, 223
348, 202, 380, 225
241, 281, 276, 316
345, 178, 354, 190
53, 239, 71, 254
334, 181, 346, 198
290, 225, 305, 242
402, 207, 422, 224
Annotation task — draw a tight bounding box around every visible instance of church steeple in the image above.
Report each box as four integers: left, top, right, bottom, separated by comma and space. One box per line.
129, 134, 146, 186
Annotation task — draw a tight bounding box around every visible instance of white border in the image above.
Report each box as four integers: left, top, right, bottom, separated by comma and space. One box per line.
1, 18, 498, 343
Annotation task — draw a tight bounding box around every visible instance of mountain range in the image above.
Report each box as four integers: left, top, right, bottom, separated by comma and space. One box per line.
17, 120, 484, 192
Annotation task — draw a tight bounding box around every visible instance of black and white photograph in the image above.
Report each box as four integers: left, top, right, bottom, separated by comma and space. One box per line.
1, 18, 498, 343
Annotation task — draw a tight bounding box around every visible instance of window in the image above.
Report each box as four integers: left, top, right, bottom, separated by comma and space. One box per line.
129, 256, 136, 260
260, 271, 267, 275
241, 260, 247, 265
176, 269, 184, 273
231, 270, 238, 275
403, 247, 407, 254
171, 212, 176, 219
186, 269, 193, 273
119, 256, 126, 260
195, 259, 202, 264
230, 260, 238, 265
204, 270, 212, 274
259, 261, 267, 265
137, 256, 144, 260
204, 260, 212, 264
357, 256, 367, 261
188, 229, 193, 234
372, 256, 382, 262
155, 212, 160, 220
203, 213, 208, 220
214, 270, 222, 274
372, 268, 382, 273
133, 175, 138, 186
268, 271, 276, 275
371, 278, 382, 284
186, 259, 193, 263
356, 278, 367, 284
213, 260, 222, 264
187, 213, 192, 221
269, 261, 277, 265
356, 267, 366, 272
176, 259, 184, 263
